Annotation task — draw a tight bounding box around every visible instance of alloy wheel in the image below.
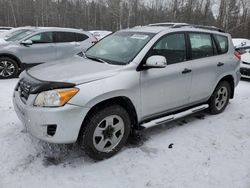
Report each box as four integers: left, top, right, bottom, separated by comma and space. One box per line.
0, 60, 16, 78
215, 86, 228, 111
93, 115, 125, 153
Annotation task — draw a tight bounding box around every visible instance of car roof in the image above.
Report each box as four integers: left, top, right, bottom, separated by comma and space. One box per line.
89, 30, 112, 33
124, 23, 227, 35
0, 27, 13, 30
35, 27, 85, 32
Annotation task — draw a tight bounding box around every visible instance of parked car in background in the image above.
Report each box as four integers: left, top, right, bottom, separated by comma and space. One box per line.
89, 30, 112, 41
0, 27, 13, 33
0, 26, 33, 39
0, 27, 97, 79
232, 38, 250, 48
13, 23, 240, 160
0, 26, 36, 44
236, 46, 250, 79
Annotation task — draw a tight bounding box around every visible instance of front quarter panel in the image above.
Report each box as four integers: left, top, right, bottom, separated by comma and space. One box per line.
68, 66, 141, 118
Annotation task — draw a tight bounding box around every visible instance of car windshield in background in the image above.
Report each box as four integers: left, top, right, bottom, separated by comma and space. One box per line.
236, 46, 250, 55
85, 31, 155, 65
4, 29, 30, 39
5, 30, 35, 42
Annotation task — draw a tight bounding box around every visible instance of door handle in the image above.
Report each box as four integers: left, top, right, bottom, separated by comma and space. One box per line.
182, 68, 192, 74
217, 62, 224, 67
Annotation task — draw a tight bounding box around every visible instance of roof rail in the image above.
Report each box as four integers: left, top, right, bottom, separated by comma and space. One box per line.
173, 24, 225, 32
148, 22, 189, 27
148, 22, 225, 33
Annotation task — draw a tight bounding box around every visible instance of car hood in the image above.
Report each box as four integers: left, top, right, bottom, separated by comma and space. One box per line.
27, 56, 122, 85
0, 41, 17, 49
0, 39, 10, 45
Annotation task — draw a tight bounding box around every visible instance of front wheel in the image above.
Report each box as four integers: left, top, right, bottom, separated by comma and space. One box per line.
209, 81, 231, 114
0, 57, 19, 79
79, 105, 131, 160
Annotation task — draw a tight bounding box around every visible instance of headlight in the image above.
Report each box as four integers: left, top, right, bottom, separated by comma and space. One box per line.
34, 88, 79, 107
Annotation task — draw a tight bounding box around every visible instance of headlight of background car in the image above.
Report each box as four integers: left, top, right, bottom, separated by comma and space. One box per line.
34, 88, 79, 107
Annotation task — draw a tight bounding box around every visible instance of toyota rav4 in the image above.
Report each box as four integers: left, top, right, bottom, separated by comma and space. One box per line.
13, 23, 241, 160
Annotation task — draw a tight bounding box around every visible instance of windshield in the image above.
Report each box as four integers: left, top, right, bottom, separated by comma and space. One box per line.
236, 47, 250, 55
5, 29, 36, 42
85, 31, 155, 65
4, 29, 31, 39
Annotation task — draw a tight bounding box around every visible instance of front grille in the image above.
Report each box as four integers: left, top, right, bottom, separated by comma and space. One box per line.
240, 68, 250, 76
19, 80, 31, 100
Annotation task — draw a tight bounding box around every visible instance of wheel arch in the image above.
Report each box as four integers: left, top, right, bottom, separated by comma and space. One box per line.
216, 75, 235, 99
0, 53, 22, 69
78, 96, 139, 141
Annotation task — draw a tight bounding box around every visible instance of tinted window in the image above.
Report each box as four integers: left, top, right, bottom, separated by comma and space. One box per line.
76, 33, 89, 42
215, 35, 228, 54
149, 33, 186, 65
28, 32, 53, 44
54, 32, 76, 43
189, 33, 213, 59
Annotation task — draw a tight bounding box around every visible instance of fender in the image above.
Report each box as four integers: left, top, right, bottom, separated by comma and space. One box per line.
0, 53, 22, 69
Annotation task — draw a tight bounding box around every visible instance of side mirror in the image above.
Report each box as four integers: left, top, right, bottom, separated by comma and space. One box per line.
145, 55, 167, 69
21, 40, 33, 46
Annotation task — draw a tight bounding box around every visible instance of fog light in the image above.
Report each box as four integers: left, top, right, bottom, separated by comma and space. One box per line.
47, 125, 57, 136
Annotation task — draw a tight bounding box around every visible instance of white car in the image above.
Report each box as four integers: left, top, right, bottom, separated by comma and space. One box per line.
0, 26, 34, 39
238, 46, 250, 79
0, 27, 13, 33
232, 38, 250, 48
89, 30, 112, 41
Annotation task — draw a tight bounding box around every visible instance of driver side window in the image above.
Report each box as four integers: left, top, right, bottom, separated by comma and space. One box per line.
148, 33, 187, 65
28, 32, 53, 44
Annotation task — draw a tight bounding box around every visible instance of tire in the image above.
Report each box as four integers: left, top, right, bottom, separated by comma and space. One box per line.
79, 105, 131, 160
208, 81, 231, 115
0, 57, 19, 79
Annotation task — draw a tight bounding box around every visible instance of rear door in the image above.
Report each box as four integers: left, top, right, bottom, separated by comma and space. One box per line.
20, 31, 56, 64
54, 31, 80, 59
75, 32, 94, 52
188, 32, 227, 103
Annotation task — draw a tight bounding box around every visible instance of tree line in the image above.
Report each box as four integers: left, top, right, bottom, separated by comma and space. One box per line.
0, 0, 249, 38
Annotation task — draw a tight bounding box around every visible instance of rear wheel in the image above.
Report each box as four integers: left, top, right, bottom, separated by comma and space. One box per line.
209, 81, 231, 114
79, 105, 131, 160
0, 57, 19, 79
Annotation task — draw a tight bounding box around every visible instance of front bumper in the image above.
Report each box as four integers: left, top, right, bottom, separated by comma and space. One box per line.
13, 91, 89, 144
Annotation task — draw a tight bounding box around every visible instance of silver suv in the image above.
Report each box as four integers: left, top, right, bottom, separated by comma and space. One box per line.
0, 27, 96, 79
13, 23, 241, 160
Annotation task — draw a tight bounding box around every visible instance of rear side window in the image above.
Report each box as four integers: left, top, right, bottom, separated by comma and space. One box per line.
76, 33, 89, 42
214, 35, 228, 54
54, 32, 76, 43
189, 33, 214, 59
28, 32, 53, 44
150, 33, 186, 65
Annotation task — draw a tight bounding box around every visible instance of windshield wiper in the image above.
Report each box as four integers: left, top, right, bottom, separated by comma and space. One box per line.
85, 55, 109, 64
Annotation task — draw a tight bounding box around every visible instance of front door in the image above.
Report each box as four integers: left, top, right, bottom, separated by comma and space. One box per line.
20, 32, 56, 64
140, 33, 192, 119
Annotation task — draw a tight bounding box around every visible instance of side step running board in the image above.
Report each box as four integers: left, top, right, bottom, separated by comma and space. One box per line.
141, 104, 209, 129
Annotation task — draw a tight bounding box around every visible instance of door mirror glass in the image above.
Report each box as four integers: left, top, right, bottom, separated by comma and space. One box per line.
146, 55, 167, 68
21, 40, 33, 46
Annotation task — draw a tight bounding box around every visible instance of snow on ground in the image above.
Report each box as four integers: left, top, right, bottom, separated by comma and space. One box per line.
0, 79, 250, 188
